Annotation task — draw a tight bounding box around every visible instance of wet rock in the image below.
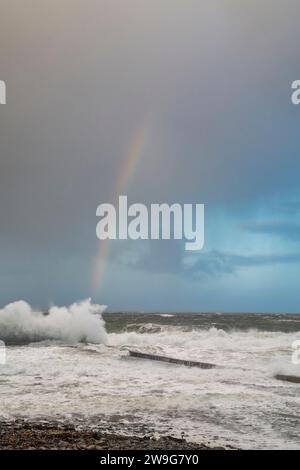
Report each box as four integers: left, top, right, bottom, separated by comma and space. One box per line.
0, 420, 227, 450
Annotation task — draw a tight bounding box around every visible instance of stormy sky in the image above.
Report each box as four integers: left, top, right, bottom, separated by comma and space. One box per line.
1, 0, 300, 312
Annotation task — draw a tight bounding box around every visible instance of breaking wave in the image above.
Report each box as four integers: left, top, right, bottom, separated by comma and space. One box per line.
0, 299, 107, 345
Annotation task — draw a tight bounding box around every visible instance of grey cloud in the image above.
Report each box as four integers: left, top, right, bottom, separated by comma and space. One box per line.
114, 239, 300, 281
185, 250, 300, 280
110, 239, 183, 275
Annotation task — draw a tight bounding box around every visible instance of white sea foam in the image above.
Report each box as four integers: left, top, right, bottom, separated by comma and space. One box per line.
0, 299, 107, 345
1, 308, 300, 449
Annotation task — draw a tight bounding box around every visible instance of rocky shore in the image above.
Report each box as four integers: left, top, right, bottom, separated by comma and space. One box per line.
0, 421, 225, 450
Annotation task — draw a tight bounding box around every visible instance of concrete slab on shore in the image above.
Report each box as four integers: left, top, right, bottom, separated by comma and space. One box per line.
275, 374, 300, 384
128, 350, 216, 369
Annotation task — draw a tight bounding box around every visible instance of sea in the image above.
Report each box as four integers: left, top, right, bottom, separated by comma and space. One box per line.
0, 299, 300, 449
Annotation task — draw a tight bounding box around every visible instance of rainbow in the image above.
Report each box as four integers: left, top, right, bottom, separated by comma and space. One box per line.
92, 125, 148, 293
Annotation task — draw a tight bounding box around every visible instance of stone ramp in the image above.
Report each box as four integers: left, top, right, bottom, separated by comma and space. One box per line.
275, 374, 300, 384
128, 350, 216, 369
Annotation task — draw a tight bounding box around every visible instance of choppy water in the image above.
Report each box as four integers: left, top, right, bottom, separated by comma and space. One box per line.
1, 307, 300, 449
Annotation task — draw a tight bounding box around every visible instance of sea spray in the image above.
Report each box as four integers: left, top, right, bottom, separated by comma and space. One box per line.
0, 299, 107, 345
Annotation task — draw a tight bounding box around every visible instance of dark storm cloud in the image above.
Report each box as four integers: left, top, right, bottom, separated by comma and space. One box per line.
115, 240, 183, 275
115, 238, 300, 282
1, 0, 300, 309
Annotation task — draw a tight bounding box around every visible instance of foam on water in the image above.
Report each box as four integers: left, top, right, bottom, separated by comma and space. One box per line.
0, 299, 107, 344
0, 306, 300, 449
